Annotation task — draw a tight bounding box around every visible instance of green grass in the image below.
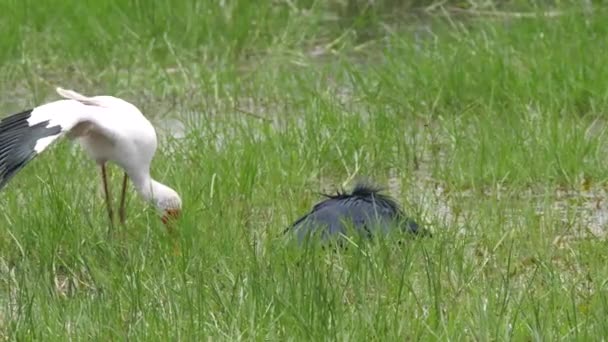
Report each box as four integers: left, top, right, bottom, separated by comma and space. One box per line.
2, 0, 608, 340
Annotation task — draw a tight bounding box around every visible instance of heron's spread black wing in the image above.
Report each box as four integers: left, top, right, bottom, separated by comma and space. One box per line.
0, 109, 62, 190
289, 181, 423, 243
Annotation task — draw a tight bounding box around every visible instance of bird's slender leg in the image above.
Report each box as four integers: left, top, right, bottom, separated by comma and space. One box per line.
119, 172, 128, 225
101, 163, 114, 228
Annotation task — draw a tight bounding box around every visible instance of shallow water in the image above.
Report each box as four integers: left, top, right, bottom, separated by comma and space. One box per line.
154, 104, 608, 239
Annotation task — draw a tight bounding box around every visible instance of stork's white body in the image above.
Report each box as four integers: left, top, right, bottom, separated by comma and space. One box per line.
31, 97, 155, 171
0, 87, 182, 224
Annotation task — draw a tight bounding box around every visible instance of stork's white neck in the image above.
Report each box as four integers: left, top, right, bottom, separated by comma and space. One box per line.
130, 172, 156, 201
130, 172, 180, 211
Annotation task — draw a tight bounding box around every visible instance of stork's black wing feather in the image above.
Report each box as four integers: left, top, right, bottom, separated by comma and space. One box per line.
0, 109, 62, 190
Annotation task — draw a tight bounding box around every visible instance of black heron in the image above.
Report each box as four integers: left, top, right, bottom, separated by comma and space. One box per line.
287, 181, 426, 244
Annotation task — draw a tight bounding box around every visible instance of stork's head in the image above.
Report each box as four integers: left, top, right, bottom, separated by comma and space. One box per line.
152, 181, 182, 227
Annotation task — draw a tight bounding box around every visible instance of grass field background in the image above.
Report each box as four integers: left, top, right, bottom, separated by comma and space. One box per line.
2, 0, 608, 340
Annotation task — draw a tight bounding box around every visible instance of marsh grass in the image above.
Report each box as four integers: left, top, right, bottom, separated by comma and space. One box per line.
2, 0, 608, 340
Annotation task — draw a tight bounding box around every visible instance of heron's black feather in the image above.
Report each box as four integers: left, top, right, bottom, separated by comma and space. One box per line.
289, 181, 424, 244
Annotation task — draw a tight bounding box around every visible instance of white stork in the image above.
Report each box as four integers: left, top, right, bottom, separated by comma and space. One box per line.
0, 87, 181, 227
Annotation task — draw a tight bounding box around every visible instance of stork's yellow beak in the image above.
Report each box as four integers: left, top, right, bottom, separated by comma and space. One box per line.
161, 208, 181, 225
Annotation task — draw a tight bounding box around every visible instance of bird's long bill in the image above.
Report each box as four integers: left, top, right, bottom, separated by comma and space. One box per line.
162, 209, 181, 234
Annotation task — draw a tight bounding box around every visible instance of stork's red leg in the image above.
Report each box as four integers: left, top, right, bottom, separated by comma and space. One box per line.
101, 163, 114, 227
119, 172, 128, 225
